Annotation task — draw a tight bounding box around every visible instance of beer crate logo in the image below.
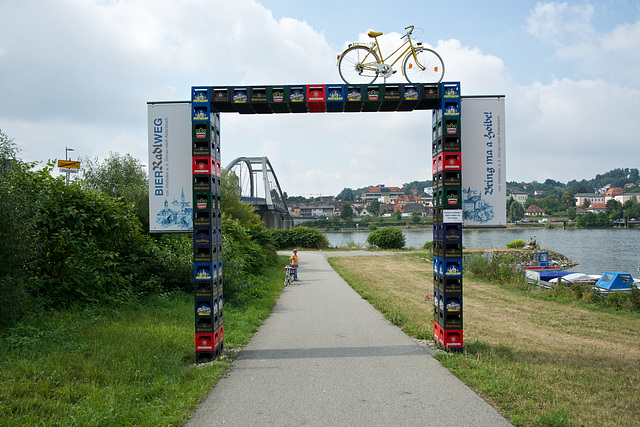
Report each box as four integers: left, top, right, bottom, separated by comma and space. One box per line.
309, 89, 324, 101
195, 267, 212, 280
195, 125, 207, 138
233, 91, 247, 103
290, 90, 304, 102
272, 90, 284, 102
197, 303, 212, 316
327, 89, 344, 101
193, 91, 208, 102
404, 88, 419, 100
347, 89, 362, 101
213, 90, 228, 101
196, 197, 208, 209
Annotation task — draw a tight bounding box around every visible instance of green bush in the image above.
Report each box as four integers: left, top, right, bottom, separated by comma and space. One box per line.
506, 239, 525, 249
366, 227, 406, 249
423, 241, 434, 250
271, 227, 329, 249
32, 179, 159, 305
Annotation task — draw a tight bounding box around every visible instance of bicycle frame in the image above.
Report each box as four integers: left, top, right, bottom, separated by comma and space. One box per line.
350, 35, 421, 77
375, 38, 415, 69
337, 25, 443, 84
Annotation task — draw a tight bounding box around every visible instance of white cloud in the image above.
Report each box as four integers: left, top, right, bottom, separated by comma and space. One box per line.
507, 78, 640, 183
525, 2, 640, 85
525, 2, 596, 46
1, 0, 639, 198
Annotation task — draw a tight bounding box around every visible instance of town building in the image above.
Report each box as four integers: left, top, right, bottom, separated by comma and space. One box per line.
575, 193, 605, 206
362, 185, 404, 203
525, 205, 545, 216
586, 203, 607, 214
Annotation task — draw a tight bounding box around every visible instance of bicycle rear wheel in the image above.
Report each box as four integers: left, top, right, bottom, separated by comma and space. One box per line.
338, 45, 379, 84
403, 47, 445, 83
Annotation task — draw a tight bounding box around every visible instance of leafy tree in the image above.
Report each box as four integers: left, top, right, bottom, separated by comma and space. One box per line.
561, 190, 576, 209
577, 211, 613, 228
567, 207, 577, 221
336, 187, 355, 201
402, 180, 432, 194
540, 194, 561, 214
340, 204, 354, 220
0, 130, 43, 327
606, 199, 623, 220
509, 201, 525, 222
221, 169, 262, 227
395, 210, 403, 221
524, 197, 537, 209
81, 152, 149, 230
32, 177, 163, 305
411, 212, 421, 223
623, 197, 640, 219
366, 200, 380, 216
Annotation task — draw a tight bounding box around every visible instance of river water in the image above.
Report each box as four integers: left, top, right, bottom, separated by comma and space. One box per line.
324, 227, 640, 276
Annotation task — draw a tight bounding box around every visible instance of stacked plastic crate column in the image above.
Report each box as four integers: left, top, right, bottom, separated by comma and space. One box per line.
192, 86, 224, 363
432, 82, 463, 350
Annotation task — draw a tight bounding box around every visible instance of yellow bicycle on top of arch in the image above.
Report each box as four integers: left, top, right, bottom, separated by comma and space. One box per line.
337, 25, 445, 85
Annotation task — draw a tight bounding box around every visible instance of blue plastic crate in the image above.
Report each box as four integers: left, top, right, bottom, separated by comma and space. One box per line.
192, 86, 210, 103
441, 82, 461, 99
289, 85, 307, 113
326, 84, 345, 112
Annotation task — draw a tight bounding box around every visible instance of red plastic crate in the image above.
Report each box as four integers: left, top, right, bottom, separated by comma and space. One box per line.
195, 333, 215, 351
306, 85, 326, 112
193, 156, 212, 174
433, 321, 463, 349
442, 152, 461, 170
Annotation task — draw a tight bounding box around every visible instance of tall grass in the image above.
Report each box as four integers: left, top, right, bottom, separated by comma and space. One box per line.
0, 259, 286, 426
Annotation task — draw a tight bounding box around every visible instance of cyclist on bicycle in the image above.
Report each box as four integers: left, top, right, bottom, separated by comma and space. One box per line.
288, 249, 299, 281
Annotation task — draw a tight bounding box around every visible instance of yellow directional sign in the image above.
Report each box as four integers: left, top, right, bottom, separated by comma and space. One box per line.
58, 160, 81, 173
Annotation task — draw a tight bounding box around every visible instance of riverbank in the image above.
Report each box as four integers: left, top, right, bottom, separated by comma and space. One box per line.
325, 227, 640, 275
464, 248, 580, 269
328, 253, 640, 426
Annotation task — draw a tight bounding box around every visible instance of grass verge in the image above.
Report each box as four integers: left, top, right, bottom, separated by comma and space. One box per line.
0, 258, 286, 426
329, 253, 640, 427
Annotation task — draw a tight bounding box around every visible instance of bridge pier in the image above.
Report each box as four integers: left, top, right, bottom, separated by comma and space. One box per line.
254, 205, 292, 229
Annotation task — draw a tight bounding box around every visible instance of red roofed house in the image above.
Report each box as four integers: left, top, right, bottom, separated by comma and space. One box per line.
362, 185, 404, 203
586, 203, 607, 214
602, 187, 623, 199
525, 205, 545, 216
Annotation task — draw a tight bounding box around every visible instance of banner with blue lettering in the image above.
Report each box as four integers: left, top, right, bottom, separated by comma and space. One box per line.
147, 102, 193, 232
461, 96, 507, 227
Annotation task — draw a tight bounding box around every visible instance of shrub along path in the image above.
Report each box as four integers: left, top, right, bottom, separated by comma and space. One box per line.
186, 251, 511, 426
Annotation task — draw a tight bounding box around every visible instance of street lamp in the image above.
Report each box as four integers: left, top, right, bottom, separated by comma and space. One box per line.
65, 147, 75, 185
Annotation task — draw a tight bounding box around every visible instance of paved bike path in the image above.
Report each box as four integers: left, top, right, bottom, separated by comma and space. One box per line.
186, 252, 512, 426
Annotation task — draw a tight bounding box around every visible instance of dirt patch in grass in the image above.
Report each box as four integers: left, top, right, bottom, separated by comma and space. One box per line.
330, 253, 640, 426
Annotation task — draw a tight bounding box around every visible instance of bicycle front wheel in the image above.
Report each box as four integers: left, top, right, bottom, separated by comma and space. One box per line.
338, 45, 380, 84
403, 47, 445, 83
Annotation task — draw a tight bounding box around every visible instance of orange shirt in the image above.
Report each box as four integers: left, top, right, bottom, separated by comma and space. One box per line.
289, 253, 298, 266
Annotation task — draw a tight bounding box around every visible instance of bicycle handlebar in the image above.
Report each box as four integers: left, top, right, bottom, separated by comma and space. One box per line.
402, 25, 415, 39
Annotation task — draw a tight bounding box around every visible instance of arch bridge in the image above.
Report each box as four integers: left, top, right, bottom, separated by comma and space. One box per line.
225, 156, 291, 229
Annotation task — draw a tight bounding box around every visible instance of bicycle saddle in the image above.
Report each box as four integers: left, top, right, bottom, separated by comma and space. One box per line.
367, 30, 383, 38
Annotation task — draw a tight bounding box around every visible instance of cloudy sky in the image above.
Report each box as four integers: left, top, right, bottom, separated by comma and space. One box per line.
1, 0, 639, 196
